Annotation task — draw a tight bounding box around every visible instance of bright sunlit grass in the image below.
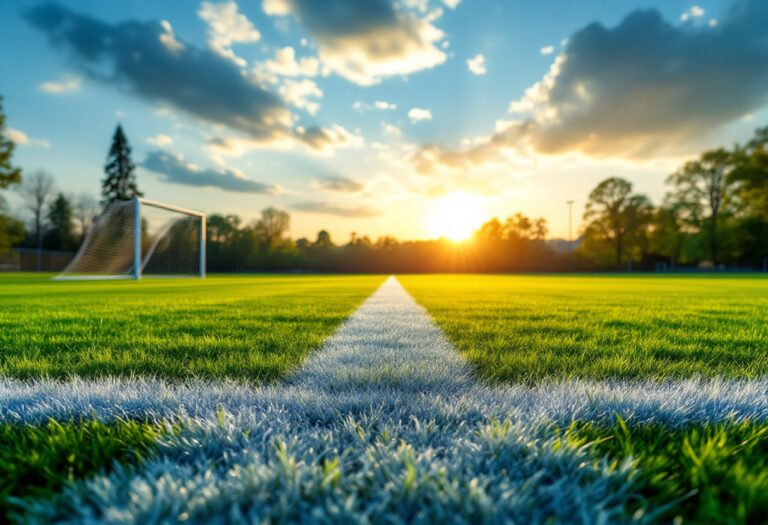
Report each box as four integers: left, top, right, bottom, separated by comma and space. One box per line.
0, 273, 385, 381
399, 274, 768, 382
424, 191, 488, 241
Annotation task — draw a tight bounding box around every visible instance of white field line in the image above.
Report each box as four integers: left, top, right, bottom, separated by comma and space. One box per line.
288, 275, 475, 392
6, 276, 768, 523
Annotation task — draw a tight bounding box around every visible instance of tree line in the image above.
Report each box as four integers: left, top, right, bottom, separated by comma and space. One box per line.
0, 109, 140, 259
0, 94, 766, 272
578, 129, 767, 270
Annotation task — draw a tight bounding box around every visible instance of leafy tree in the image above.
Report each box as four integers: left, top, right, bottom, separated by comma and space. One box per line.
253, 207, 290, 251
43, 193, 77, 251
580, 177, 653, 268
505, 213, 548, 241
314, 230, 333, 249
0, 200, 23, 254
649, 203, 690, 268
0, 96, 21, 189
729, 127, 768, 266
102, 125, 141, 204
666, 149, 736, 265
0, 96, 23, 254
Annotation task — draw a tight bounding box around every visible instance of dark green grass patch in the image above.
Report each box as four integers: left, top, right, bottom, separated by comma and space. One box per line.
0, 274, 385, 381
399, 274, 768, 382
573, 419, 768, 524
0, 418, 167, 523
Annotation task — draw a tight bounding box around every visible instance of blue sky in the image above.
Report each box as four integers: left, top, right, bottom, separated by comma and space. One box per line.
1, 0, 766, 241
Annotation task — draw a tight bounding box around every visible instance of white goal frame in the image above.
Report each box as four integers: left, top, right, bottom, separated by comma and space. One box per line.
133, 198, 206, 280
55, 197, 206, 281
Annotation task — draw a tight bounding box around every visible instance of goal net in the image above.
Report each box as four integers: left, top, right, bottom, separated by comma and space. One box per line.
55, 198, 206, 280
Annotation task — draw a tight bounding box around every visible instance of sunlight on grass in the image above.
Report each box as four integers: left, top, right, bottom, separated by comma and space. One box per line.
399, 274, 768, 382
0, 273, 385, 381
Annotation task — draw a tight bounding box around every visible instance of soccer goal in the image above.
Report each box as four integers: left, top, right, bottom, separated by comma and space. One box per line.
55, 197, 206, 280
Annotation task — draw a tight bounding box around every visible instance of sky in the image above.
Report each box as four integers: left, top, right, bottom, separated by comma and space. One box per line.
1, 0, 767, 242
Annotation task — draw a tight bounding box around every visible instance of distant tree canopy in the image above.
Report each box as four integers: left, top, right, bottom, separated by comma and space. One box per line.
102, 125, 141, 205
580, 178, 653, 268
0, 96, 23, 254
43, 193, 78, 251
0, 97, 21, 190
666, 148, 736, 265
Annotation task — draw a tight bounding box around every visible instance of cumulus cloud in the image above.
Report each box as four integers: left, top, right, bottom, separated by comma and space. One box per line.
254, 46, 319, 82
208, 124, 362, 156
353, 100, 397, 111
413, 0, 768, 172
198, 1, 260, 67
466, 54, 486, 75
680, 5, 705, 22
292, 201, 378, 217
262, 0, 447, 85
539, 46, 554, 56
25, 2, 352, 155
382, 122, 402, 138
317, 176, 364, 192
146, 134, 173, 147
141, 150, 276, 193
6, 128, 50, 148
279, 79, 322, 115
408, 108, 432, 122
38, 74, 81, 94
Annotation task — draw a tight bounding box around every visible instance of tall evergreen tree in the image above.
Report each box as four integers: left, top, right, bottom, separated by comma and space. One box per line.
102, 124, 141, 204
0, 96, 22, 190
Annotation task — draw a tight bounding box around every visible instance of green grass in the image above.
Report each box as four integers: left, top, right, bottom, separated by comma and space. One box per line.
573, 419, 768, 524
0, 273, 385, 381
0, 418, 168, 523
399, 274, 768, 382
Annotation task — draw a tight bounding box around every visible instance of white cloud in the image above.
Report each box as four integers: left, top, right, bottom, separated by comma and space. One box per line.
680, 5, 705, 22
408, 107, 432, 122
7, 128, 50, 148
540, 45, 555, 56
263, 0, 447, 85
146, 134, 174, 147
382, 122, 402, 138
159, 20, 184, 54
38, 74, 81, 94
199, 1, 260, 67
255, 47, 320, 82
262, 0, 291, 15
708, 18, 718, 27
279, 79, 323, 115
354, 100, 397, 111
442, 0, 461, 8
466, 54, 486, 75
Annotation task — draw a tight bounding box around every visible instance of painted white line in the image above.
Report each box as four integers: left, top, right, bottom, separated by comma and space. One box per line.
290, 275, 474, 392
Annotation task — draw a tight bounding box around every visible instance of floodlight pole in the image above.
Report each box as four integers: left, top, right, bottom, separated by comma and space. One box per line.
566, 200, 574, 272
199, 215, 206, 278
133, 197, 142, 280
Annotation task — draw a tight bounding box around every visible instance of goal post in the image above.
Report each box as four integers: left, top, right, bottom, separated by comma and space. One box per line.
55, 197, 206, 281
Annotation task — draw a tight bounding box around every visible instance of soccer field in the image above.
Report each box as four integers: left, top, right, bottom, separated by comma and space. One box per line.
399, 274, 768, 381
0, 273, 385, 380
1, 273, 768, 523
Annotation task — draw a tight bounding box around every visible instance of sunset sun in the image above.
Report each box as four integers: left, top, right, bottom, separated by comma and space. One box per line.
425, 192, 488, 241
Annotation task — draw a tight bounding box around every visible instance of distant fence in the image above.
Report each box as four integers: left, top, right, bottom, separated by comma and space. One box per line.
0, 248, 75, 272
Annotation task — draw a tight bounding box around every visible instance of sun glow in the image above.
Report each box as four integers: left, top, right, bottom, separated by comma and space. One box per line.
424, 192, 488, 241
